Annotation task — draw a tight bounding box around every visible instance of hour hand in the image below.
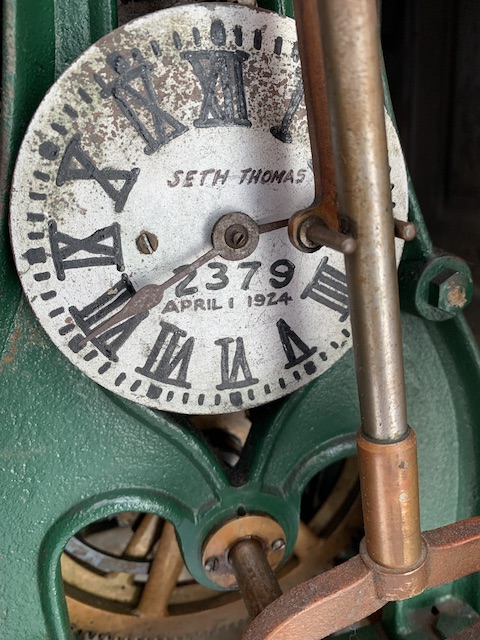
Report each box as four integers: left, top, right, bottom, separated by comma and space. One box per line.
78, 283, 163, 347
78, 243, 220, 346
79, 212, 289, 347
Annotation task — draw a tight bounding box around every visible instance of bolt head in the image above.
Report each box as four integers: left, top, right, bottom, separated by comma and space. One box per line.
271, 538, 285, 552
136, 231, 159, 255
204, 556, 219, 573
428, 269, 472, 316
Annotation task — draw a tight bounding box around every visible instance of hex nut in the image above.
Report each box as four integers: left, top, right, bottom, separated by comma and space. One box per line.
428, 269, 472, 315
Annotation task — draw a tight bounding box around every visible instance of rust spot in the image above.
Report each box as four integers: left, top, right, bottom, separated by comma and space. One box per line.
0, 327, 21, 370
447, 285, 467, 309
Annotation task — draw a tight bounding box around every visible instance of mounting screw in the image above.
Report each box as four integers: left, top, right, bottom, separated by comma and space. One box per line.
204, 556, 219, 573
271, 538, 285, 552
136, 230, 159, 255
428, 269, 472, 316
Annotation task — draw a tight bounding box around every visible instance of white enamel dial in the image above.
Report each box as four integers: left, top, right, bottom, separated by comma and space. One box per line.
10, 4, 408, 413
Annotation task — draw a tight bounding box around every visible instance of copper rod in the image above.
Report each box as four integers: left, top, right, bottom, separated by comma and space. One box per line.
243, 517, 480, 640
243, 555, 381, 640
357, 429, 422, 569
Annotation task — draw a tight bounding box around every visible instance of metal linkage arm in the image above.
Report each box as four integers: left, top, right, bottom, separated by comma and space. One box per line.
243, 517, 480, 639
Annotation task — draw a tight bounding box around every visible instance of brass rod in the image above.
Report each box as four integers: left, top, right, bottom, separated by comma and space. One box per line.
311, 0, 423, 570
305, 220, 356, 255
317, 0, 408, 443
394, 218, 417, 242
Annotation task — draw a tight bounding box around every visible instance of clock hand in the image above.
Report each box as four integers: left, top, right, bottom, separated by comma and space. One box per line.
257, 218, 289, 234
78, 245, 219, 347
80, 213, 289, 347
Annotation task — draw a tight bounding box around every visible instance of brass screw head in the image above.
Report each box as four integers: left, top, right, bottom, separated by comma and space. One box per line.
136, 230, 159, 255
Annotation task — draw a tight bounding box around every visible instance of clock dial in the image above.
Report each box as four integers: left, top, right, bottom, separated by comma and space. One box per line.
10, 4, 408, 414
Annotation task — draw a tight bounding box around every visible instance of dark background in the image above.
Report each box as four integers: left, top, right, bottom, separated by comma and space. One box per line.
382, 0, 480, 340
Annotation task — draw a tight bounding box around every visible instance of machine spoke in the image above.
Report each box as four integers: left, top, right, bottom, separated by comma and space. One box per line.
135, 521, 184, 617
293, 522, 320, 561
124, 514, 160, 559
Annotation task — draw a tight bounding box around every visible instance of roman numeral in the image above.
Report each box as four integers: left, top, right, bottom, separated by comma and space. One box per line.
271, 67, 304, 143
56, 137, 139, 212
276, 319, 317, 369
136, 321, 195, 389
301, 257, 350, 321
49, 220, 124, 281
181, 49, 252, 128
70, 276, 145, 361
96, 50, 188, 154
215, 337, 259, 390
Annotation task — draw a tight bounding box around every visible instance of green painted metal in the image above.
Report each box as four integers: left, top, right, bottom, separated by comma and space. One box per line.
2, 1, 480, 639
258, 0, 294, 18
3, 297, 480, 638
250, 309, 480, 533
0, 0, 117, 351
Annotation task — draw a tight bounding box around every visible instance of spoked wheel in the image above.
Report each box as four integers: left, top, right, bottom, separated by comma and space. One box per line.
64, 454, 362, 640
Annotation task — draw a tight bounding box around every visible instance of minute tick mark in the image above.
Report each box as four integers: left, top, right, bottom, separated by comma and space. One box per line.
33, 171, 50, 182
78, 88, 93, 104
63, 104, 78, 119
51, 123, 67, 135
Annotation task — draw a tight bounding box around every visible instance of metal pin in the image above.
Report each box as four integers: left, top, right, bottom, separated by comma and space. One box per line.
394, 218, 417, 242
303, 219, 356, 255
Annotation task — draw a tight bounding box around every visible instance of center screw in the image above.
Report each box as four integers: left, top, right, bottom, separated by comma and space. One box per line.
225, 224, 249, 249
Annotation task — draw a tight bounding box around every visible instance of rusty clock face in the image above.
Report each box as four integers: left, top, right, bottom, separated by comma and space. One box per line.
10, 4, 408, 414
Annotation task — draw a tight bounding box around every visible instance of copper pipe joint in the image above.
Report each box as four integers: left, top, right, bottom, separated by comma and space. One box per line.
357, 428, 423, 570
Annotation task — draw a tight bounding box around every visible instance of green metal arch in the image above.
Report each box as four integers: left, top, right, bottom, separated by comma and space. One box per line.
40, 490, 191, 640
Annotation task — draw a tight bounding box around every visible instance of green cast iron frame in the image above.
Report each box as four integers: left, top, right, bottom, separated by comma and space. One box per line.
1, 1, 480, 638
